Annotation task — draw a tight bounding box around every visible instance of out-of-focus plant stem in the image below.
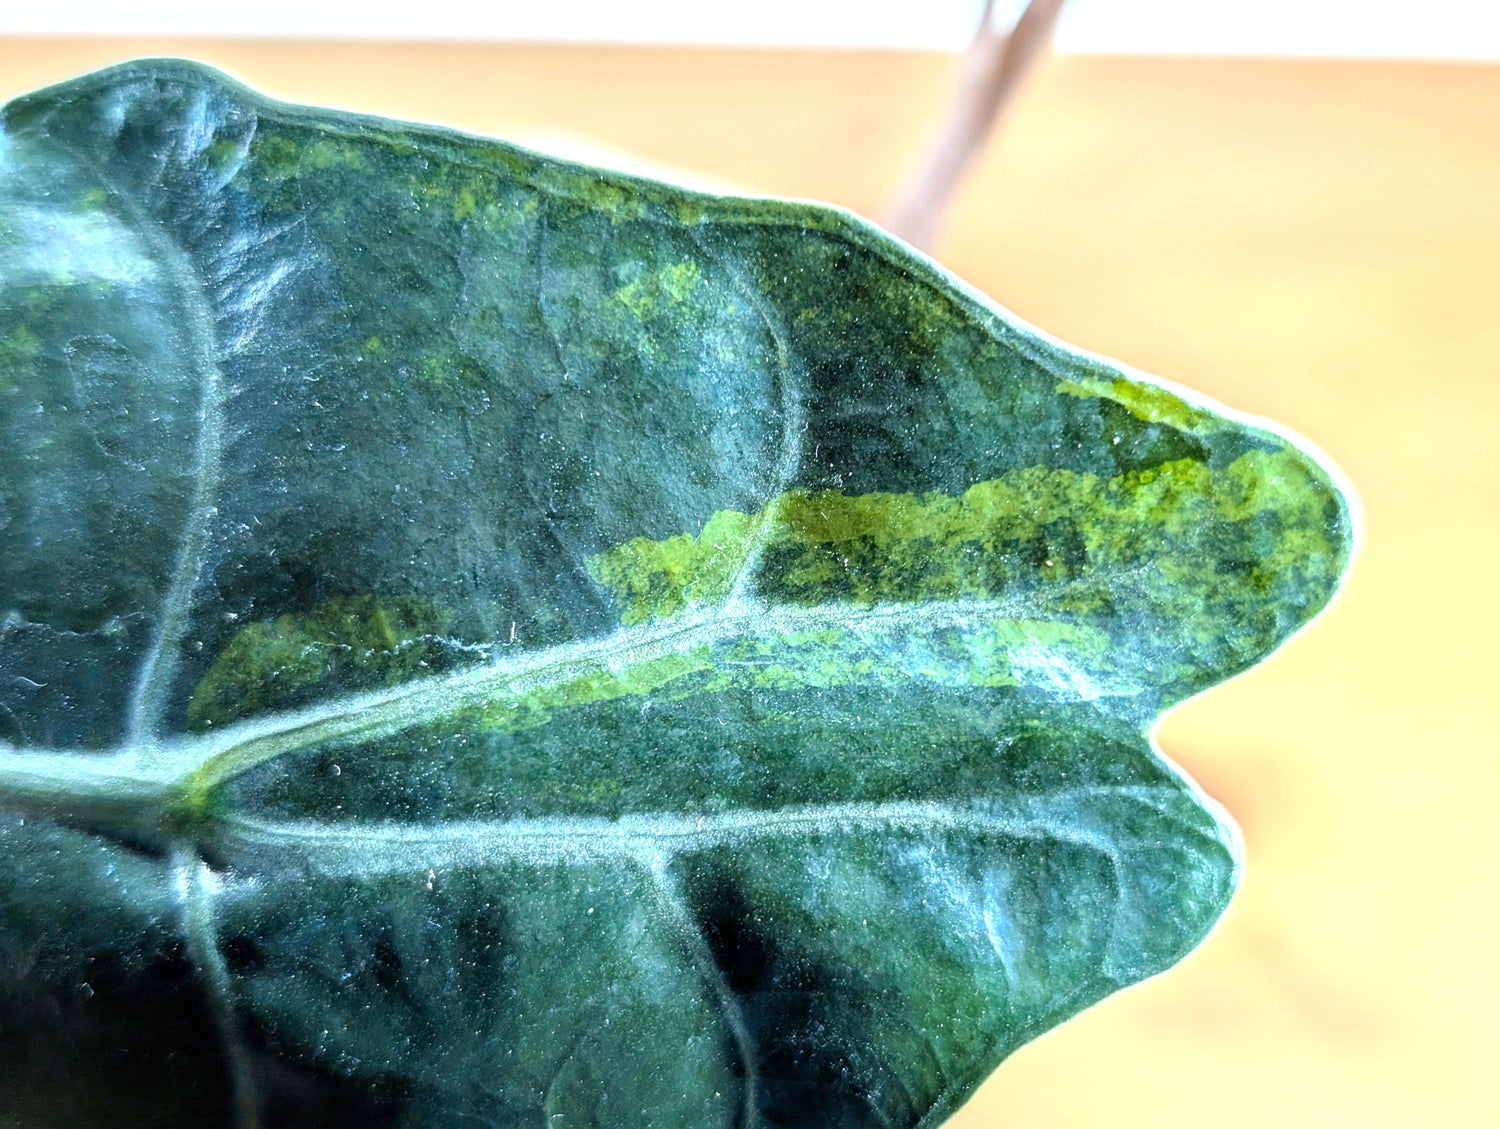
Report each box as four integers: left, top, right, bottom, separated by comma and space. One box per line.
888, 0, 1068, 252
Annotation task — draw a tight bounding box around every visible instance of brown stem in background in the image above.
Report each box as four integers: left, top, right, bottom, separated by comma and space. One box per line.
887, 0, 1068, 253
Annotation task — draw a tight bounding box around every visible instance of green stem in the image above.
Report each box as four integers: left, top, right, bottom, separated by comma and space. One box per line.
0, 746, 181, 832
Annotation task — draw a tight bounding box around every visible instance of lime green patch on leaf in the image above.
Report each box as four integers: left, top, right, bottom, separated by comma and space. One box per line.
589, 446, 1341, 699
468, 613, 1121, 742
186, 596, 450, 730
611, 259, 703, 322
587, 507, 758, 624
1056, 375, 1226, 435
0, 323, 40, 371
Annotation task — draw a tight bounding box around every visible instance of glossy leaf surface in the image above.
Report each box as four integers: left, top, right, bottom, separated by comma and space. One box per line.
0, 61, 1353, 1129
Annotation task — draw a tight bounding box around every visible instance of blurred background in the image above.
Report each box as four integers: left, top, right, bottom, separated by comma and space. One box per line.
2, 3, 1496, 1126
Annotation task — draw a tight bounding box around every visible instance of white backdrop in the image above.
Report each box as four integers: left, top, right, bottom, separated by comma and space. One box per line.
0, 0, 1495, 60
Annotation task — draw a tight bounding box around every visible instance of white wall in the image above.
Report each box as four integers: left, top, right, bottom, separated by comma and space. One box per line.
1, 0, 1496, 61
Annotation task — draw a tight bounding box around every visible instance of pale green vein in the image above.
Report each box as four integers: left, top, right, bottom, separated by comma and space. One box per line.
213, 795, 1142, 873
646, 859, 763, 1129
685, 229, 802, 611
183, 596, 1121, 805
0, 596, 1128, 828
173, 848, 261, 1129
101, 167, 229, 744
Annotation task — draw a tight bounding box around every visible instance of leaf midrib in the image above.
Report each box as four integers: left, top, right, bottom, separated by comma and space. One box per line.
215, 790, 1158, 872
0, 594, 1138, 827
49, 142, 234, 746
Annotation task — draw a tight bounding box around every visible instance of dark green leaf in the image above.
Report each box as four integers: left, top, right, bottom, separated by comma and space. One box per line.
0, 60, 1352, 1128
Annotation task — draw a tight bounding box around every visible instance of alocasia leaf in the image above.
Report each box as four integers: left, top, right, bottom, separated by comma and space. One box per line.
0, 60, 1352, 1128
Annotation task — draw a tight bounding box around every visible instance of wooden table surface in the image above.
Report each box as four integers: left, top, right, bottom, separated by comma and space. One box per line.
3, 39, 1496, 1129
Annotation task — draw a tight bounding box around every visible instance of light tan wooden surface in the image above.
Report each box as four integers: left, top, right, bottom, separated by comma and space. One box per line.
3, 39, 1496, 1129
